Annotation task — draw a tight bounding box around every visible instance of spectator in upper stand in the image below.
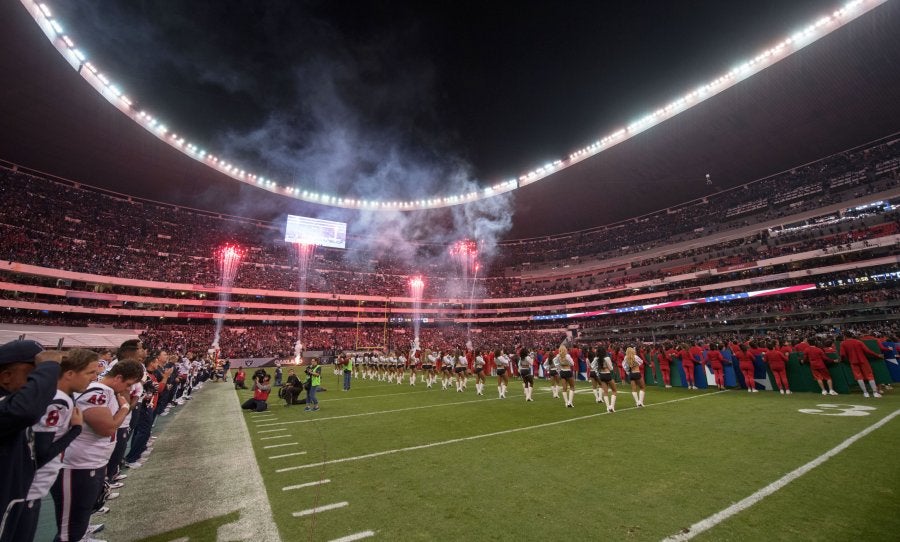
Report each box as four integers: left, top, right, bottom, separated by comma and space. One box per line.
0, 340, 61, 542
839, 330, 884, 398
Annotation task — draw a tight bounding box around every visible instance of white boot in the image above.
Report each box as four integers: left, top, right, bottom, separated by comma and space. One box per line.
610, 394, 617, 412
602, 394, 610, 412
638, 390, 645, 407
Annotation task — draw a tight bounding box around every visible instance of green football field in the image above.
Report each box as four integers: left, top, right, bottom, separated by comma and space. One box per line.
233, 371, 899, 542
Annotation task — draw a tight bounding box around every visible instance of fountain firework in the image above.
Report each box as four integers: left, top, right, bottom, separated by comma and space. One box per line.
409, 276, 425, 345
449, 239, 480, 342
211, 244, 245, 349
294, 242, 316, 362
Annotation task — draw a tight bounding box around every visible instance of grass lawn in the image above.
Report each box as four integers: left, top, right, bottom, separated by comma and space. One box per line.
235, 370, 899, 541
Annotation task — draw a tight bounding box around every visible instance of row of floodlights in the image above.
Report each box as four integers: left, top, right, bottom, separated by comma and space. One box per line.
33, 0, 873, 210
568, 0, 867, 161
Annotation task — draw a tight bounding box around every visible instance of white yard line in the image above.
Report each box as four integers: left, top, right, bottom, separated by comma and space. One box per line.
256, 396, 502, 427
292, 502, 349, 517
260, 434, 292, 440
283, 479, 331, 492
263, 442, 299, 449
662, 408, 900, 541
258, 428, 287, 433
328, 531, 376, 542
269, 451, 308, 460
276, 392, 721, 473
321, 389, 433, 402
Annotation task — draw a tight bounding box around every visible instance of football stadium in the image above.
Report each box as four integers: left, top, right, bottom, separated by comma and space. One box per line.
1, 1, 899, 541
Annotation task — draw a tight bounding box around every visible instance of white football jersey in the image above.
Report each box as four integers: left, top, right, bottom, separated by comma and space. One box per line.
27, 390, 75, 499
62, 382, 121, 469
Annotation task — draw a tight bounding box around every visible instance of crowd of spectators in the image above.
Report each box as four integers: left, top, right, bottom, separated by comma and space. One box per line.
1, 139, 897, 297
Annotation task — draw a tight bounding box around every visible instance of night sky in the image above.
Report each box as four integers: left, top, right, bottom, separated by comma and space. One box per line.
3, 0, 898, 246
48, 0, 838, 193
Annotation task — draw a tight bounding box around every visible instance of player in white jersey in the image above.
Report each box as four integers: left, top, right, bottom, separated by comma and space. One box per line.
473, 351, 486, 395
554, 345, 577, 408
13, 350, 98, 542
622, 346, 646, 407
517, 348, 535, 402
494, 350, 510, 399
51, 359, 143, 542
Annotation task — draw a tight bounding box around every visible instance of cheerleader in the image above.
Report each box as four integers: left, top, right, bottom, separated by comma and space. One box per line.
542, 350, 561, 399
734, 343, 758, 393
441, 351, 454, 390
454, 350, 469, 392
473, 350, 487, 395
622, 346, 646, 407
518, 348, 535, 402
595, 346, 617, 412
588, 347, 603, 403
495, 350, 510, 399
397, 353, 407, 386
408, 349, 419, 386
423, 349, 437, 388
554, 344, 577, 408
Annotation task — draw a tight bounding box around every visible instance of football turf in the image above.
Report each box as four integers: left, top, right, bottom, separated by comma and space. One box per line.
236, 372, 899, 541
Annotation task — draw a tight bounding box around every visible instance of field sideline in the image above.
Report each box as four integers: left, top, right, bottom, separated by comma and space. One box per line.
235, 370, 899, 541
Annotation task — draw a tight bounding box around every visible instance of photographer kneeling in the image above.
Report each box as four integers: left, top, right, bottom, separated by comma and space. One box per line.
241, 374, 272, 412
280, 368, 303, 406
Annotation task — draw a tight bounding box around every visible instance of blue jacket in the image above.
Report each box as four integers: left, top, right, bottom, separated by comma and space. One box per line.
0, 363, 59, 540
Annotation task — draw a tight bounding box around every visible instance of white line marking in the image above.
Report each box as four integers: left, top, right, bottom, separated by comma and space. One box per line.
256, 396, 502, 428
263, 442, 298, 449
292, 501, 348, 517
260, 434, 292, 440
322, 389, 432, 402
328, 530, 376, 542
276, 392, 720, 473
662, 408, 900, 541
258, 428, 287, 433
282, 479, 331, 491
269, 451, 308, 460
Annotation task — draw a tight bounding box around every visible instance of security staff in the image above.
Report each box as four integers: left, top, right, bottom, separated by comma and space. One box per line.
0, 340, 61, 542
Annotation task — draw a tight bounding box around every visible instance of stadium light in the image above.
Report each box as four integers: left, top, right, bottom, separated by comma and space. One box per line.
24, 0, 888, 210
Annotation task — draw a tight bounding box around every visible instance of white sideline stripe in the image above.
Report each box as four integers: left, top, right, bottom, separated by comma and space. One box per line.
324, 389, 433, 402
258, 428, 287, 433
292, 501, 348, 517
256, 396, 502, 427
276, 392, 720, 473
263, 442, 298, 449
260, 435, 292, 440
328, 531, 376, 542
282, 479, 331, 491
269, 451, 307, 460
662, 408, 900, 542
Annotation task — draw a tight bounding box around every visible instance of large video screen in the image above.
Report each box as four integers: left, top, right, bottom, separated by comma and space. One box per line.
284, 215, 347, 249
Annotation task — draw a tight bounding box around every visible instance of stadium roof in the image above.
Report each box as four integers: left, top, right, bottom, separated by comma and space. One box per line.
0, 0, 899, 240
